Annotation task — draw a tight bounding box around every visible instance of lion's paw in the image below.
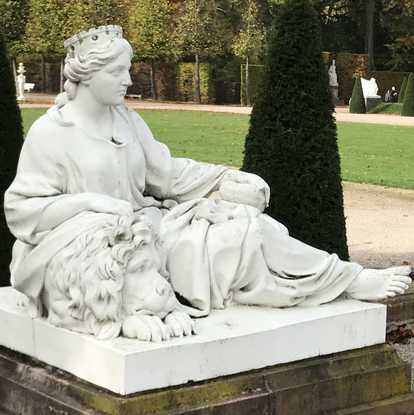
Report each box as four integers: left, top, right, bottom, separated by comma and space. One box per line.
164, 310, 196, 338
122, 315, 171, 342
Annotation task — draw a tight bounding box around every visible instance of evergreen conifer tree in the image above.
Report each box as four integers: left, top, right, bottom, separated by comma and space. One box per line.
242, 0, 349, 260
349, 76, 366, 113
398, 76, 408, 103
0, 29, 23, 287
401, 73, 414, 117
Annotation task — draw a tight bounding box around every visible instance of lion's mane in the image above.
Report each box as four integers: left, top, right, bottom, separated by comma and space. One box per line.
45, 215, 162, 339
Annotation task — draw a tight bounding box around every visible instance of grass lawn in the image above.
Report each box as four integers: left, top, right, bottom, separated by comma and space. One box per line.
20, 108, 414, 190
368, 102, 403, 115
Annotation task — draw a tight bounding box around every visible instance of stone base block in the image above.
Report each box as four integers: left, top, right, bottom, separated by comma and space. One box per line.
383, 281, 414, 330
0, 344, 413, 415
0, 287, 387, 395
365, 96, 382, 111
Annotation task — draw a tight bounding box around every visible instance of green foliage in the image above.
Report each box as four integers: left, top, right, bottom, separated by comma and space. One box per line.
401, 73, 414, 117
384, 0, 414, 71
175, 0, 225, 58
242, 0, 349, 259
0, 0, 30, 55
349, 76, 366, 114
174, 0, 227, 103
335, 53, 370, 101
128, 0, 174, 100
24, 0, 92, 55
312, 0, 366, 54
0, 30, 24, 286
398, 76, 408, 103
24, 0, 128, 55
128, 0, 174, 61
240, 64, 262, 105
232, 0, 264, 60
175, 62, 215, 103
232, 0, 265, 106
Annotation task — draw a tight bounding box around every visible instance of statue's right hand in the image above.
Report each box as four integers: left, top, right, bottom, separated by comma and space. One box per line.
84, 193, 133, 216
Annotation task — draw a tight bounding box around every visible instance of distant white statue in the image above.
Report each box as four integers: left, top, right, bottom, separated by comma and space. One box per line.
361, 77, 380, 98
16, 62, 26, 101
328, 60, 338, 87
5, 26, 411, 342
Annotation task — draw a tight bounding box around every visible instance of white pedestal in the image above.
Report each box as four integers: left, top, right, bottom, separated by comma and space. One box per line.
0, 287, 386, 395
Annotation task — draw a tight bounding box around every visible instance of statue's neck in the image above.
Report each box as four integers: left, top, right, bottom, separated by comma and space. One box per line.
61, 87, 113, 140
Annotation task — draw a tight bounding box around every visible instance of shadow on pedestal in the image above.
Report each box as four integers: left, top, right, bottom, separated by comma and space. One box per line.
0, 344, 413, 415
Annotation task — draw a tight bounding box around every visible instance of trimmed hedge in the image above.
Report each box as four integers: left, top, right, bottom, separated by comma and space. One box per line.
242, 0, 349, 260
398, 76, 408, 103
241, 52, 370, 105
401, 73, 414, 117
0, 30, 24, 287
127, 61, 215, 103
175, 63, 215, 104
240, 64, 264, 106
349, 76, 366, 114
335, 53, 370, 102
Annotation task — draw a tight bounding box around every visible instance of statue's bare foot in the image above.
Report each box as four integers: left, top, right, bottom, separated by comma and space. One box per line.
344, 266, 412, 301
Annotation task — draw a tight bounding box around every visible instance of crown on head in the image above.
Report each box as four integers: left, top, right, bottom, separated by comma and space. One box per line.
64, 25, 123, 58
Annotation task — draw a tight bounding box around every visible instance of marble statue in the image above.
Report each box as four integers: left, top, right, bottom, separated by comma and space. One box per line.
361, 77, 380, 98
328, 60, 338, 87
5, 26, 412, 342
16, 62, 26, 101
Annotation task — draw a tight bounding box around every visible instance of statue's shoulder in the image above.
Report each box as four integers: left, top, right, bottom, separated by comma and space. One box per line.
25, 106, 73, 147
115, 104, 146, 126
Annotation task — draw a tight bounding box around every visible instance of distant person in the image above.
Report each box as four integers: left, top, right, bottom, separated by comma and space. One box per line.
385, 90, 391, 102
390, 86, 397, 102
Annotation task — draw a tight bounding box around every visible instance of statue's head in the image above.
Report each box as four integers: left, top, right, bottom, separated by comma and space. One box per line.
55, 26, 133, 106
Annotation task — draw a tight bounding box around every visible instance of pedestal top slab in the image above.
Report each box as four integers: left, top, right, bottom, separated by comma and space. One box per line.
0, 287, 386, 395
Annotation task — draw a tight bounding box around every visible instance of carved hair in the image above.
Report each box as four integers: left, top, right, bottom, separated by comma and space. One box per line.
55, 37, 133, 107
45, 215, 163, 338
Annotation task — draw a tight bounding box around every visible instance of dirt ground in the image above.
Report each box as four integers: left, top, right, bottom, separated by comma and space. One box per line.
344, 181, 414, 268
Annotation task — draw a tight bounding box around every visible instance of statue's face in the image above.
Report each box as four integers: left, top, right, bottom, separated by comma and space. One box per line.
85, 49, 132, 106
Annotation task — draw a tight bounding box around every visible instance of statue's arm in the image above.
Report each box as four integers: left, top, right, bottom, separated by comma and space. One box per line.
122, 106, 270, 210
35, 192, 133, 233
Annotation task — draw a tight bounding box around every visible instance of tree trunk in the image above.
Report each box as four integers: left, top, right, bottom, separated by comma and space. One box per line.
60, 57, 65, 93
11, 58, 18, 94
246, 56, 250, 107
41, 54, 46, 93
149, 59, 158, 101
365, 0, 375, 70
195, 51, 201, 104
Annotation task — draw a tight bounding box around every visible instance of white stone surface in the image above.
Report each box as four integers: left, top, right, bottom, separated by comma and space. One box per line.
328, 60, 338, 87
17, 63, 26, 101
361, 77, 381, 98
0, 287, 386, 395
